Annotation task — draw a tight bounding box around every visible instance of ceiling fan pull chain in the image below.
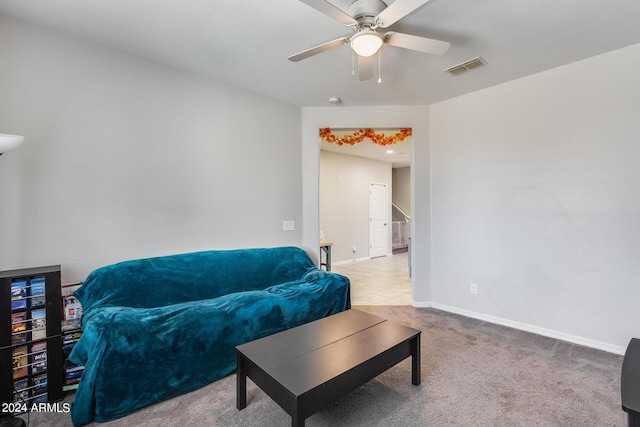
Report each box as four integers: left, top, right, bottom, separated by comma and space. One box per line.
352, 50, 356, 76
378, 49, 382, 83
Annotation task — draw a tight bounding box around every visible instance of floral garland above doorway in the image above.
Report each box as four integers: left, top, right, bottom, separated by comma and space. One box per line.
320, 128, 412, 147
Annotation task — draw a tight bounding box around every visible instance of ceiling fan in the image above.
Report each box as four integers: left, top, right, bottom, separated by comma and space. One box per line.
289, 0, 451, 81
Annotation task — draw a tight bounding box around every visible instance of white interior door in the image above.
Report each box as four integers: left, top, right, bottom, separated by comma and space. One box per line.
369, 182, 388, 258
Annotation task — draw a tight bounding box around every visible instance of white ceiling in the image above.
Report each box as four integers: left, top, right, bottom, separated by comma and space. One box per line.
1, 0, 640, 109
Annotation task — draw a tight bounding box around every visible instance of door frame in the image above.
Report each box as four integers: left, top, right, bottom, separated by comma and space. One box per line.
304, 108, 424, 303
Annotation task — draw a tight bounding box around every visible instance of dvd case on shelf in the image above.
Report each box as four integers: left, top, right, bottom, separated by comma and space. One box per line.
12, 345, 28, 380
30, 308, 47, 340
30, 276, 46, 308
31, 341, 47, 374
62, 294, 82, 331
32, 373, 48, 395
13, 378, 28, 403
11, 279, 28, 312
11, 312, 27, 345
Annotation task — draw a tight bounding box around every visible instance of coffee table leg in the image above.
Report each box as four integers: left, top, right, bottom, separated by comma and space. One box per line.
236, 351, 247, 410
411, 334, 421, 385
292, 412, 304, 427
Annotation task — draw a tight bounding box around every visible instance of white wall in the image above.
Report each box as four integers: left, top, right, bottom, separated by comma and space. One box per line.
320, 150, 392, 263
429, 42, 640, 353
302, 105, 431, 302
392, 167, 411, 214
0, 15, 303, 283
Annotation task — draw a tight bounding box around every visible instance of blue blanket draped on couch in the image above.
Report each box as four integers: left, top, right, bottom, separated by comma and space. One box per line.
69, 246, 351, 425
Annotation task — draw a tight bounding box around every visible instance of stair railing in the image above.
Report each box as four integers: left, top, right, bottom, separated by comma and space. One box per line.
391, 202, 411, 223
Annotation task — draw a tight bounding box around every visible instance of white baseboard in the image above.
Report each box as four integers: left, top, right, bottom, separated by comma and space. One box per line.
333, 252, 399, 267
332, 256, 372, 267
411, 300, 626, 355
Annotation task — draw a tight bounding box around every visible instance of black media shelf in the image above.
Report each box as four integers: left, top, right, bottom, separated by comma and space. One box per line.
0, 266, 63, 417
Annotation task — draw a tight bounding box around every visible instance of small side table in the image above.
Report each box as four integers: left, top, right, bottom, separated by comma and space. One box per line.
622, 338, 640, 427
319, 241, 332, 271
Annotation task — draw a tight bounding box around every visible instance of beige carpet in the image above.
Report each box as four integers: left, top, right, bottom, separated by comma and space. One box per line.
19, 305, 626, 426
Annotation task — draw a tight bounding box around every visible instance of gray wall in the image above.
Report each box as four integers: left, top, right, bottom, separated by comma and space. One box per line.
429, 42, 640, 352
392, 166, 412, 246
320, 150, 392, 263
0, 15, 303, 283
392, 167, 411, 215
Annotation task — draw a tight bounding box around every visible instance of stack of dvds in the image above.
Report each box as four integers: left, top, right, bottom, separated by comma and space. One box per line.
1, 266, 64, 415
62, 330, 84, 391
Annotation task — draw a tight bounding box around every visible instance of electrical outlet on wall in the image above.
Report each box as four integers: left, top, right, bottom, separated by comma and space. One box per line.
283, 220, 295, 231
470, 283, 479, 295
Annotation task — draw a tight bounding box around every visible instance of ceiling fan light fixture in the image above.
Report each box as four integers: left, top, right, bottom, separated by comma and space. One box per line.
0, 133, 24, 155
350, 29, 383, 57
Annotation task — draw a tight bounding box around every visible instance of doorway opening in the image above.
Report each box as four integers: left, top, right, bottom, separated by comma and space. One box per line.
318, 127, 412, 267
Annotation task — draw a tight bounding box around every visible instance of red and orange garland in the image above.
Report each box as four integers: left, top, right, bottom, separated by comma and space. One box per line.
320, 128, 412, 147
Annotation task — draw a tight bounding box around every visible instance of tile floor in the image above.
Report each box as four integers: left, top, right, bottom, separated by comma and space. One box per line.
331, 252, 412, 305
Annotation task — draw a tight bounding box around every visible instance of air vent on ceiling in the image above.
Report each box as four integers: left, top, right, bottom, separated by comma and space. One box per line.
444, 56, 486, 75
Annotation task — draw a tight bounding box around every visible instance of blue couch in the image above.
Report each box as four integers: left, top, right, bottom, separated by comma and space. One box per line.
69, 246, 351, 425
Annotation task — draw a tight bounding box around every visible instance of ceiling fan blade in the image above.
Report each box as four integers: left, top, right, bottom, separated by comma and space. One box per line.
299, 0, 357, 25
384, 32, 450, 55
288, 37, 348, 62
375, 0, 432, 28
358, 55, 374, 81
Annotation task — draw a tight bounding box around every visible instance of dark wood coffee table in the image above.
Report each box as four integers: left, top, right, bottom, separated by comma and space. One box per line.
236, 309, 421, 427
